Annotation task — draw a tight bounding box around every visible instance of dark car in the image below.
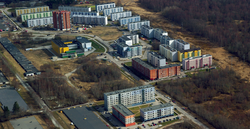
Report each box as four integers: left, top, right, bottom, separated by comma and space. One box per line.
163, 120, 166, 122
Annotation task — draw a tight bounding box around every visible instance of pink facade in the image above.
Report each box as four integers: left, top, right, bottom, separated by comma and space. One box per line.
182, 54, 212, 70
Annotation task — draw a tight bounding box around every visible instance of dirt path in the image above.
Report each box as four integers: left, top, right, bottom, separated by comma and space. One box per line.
115, 0, 250, 82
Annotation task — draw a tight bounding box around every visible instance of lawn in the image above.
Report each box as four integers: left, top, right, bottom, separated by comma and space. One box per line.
90, 40, 105, 53
174, 109, 181, 114
158, 98, 167, 103
88, 5, 95, 11
124, 62, 132, 67
160, 119, 180, 126
7, 8, 16, 13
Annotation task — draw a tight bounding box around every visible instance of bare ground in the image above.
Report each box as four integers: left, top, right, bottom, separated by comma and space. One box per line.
87, 26, 123, 41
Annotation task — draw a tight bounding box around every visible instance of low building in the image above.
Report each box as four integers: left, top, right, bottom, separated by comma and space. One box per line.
21, 11, 52, 22
182, 54, 212, 70
0, 70, 9, 85
119, 16, 140, 26
112, 104, 136, 127
96, 2, 116, 12
0, 2, 5, 8
27, 17, 53, 27
16, 6, 49, 16
140, 103, 174, 121
178, 48, 201, 62
159, 44, 178, 61
58, 6, 91, 12
128, 20, 150, 31
111, 11, 132, 21
103, 7, 123, 16
154, 28, 168, 41
147, 52, 166, 67
72, 15, 108, 25
75, 36, 92, 52
116, 42, 142, 58
141, 25, 154, 38
70, 11, 99, 17
52, 40, 69, 55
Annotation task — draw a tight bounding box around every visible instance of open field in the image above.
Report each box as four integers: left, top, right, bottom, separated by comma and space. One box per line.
129, 104, 151, 117
53, 111, 75, 129
74, 4, 95, 11
88, 26, 123, 41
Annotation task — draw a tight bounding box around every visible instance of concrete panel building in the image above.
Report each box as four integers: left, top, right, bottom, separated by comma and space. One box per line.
72, 15, 108, 25
21, 11, 52, 22
119, 16, 140, 26
103, 7, 123, 16
159, 44, 178, 61
27, 17, 53, 27
154, 28, 168, 41
104, 85, 155, 110
53, 11, 71, 31
96, 2, 115, 12
16, 6, 49, 16
172, 39, 190, 51
112, 104, 136, 127
70, 11, 99, 17
178, 48, 201, 62
125, 34, 139, 44
182, 54, 212, 70
140, 103, 174, 121
128, 20, 150, 31
147, 52, 166, 67
58, 6, 91, 12
141, 25, 154, 38
118, 36, 132, 46
116, 42, 142, 58
160, 35, 174, 45
111, 11, 132, 21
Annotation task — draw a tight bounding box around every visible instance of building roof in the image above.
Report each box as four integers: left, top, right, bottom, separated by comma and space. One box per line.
176, 39, 189, 45
161, 35, 173, 40
96, 2, 115, 6
183, 54, 212, 61
111, 11, 131, 14
103, 6, 123, 10
141, 25, 153, 30
117, 42, 129, 47
158, 63, 180, 69
154, 28, 167, 33
148, 52, 165, 59
120, 36, 131, 41
128, 20, 149, 24
52, 40, 67, 47
141, 103, 173, 112
119, 15, 140, 20
132, 58, 156, 70
16, 6, 49, 10
72, 15, 106, 18
113, 104, 134, 116
75, 37, 90, 43
20, 11, 52, 16
59, 5, 91, 9
0, 2, 4, 6
0, 70, 9, 83
104, 84, 154, 96
10, 116, 43, 129
178, 48, 201, 53
160, 44, 177, 52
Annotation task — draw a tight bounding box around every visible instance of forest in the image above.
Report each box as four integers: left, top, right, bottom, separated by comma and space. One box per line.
139, 0, 250, 63
157, 68, 250, 129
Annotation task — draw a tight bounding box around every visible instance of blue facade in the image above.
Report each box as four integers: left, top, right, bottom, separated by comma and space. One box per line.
103, 7, 123, 16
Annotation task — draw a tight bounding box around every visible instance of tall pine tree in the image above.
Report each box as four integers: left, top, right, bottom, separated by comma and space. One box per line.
12, 101, 20, 114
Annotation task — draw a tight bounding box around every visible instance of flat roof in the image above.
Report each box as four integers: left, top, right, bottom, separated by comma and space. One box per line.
158, 63, 180, 69
63, 106, 109, 129
178, 48, 201, 53
103, 6, 123, 10
127, 20, 149, 24
111, 11, 131, 14
141, 25, 153, 29
52, 40, 67, 47
113, 104, 134, 116
0, 70, 9, 83
154, 28, 167, 33
148, 51, 165, 59
75, 37, 90, 43
16, 6, 49, 10
176, 39, 189, 45
119, 15, 140, 20
10, 116, 43, 129
132, 58, 156, 70
59, 5, 91, 9
96, 2, 115, 6
141, 103, 173, 112
20, 11, 52, 16
104, 84, 154, 96
120, 36, 131, 41
160, 44, 177, 52
117, 42, 128, 47
161, 35, 173, 40
183, 54, 212, 60
72, 15, 106, 18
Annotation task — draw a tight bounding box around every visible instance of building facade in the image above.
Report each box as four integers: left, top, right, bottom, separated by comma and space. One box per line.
125, 34, 139, 44
116, 42, 142, 58
58, 6, 91, 12
70, 11, 99, 17
16, 6, 49, 16
160, 35, 173, 45
171, 39, 190, 51
21, 11, 52, 22
154, 28, 168, 41
103, 7, 123, 16
141, 25, 154, 38
112, 104, 135, 127
119, 16, 140, 26
72, 15, 108, 25
147, 52, 166, 67
104, 85, 155, 110
96, 2, 115, 12
128, 20, 150, 31
182, 54, 212, 70
111, 11, 132, 21
53, 11, 71, 31
140, 103, 174, 121
178, 48, 201, 62
118, 36, 132, 46
27, 17, 53, 27
159, 44, 178, 61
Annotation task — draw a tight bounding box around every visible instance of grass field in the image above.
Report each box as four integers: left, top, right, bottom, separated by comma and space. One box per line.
124, 62, 132, 67
7, 8, 15, 13
90, 40, 105, 52
0, 121, 14, 129
89, 26, 123, 41
158, 98, 167, 103
129, 104, 151, 118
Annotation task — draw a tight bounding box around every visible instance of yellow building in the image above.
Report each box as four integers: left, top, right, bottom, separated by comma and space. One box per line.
178, 48, 201, 62
52, 40, 69, 55
16, 6, 49, 16
63, 40, 73, 44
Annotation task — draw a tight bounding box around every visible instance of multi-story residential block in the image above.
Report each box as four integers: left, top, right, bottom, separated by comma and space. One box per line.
27, 17, 53, 27
111, 11, 132, 21
160, 35, 173, 45
141, 25, 154, 38
104, 85, 155, 110
118, 36, 132, 46
128, 20, 150, 31
140, 103, 174, 121
96, 2, 115, 12
21, 11, 52, 22
125, 34, 139, 44
147, 52, 166, 67
16, 6, 49, 16
112, 104, 136, 127
53, 11, 71, 31
116, 42, 142, 57
154, 28, 168, 41
70, 11, 99, 17
178, 48, 201, 62
103, 7, 123, 16
159, 44, 178, 61
72, 15, 108, 25
182, 54, 212, 70
172, 39, 190, 51
119, 16, 140, 26
58, 6, 91, 13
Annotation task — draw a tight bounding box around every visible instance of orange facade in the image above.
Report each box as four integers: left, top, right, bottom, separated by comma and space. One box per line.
53, 11, 71, 30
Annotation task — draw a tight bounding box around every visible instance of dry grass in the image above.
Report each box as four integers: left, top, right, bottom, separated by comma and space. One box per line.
34, 115, 50, 129
53, 111, 75, 129
55, 58, 82, 75
0, 121, 14, 129
88, 26, 123, 41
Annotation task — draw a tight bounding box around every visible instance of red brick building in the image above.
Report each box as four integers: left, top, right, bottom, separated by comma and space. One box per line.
53, 11, 71, 31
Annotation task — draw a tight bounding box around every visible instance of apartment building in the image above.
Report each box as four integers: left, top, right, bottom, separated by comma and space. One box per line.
141, 25, 154, 38
104, 85, 155, 110
128, 20, 150, 31
119, 16, 140, 26
140, 103, 174, 121
147, 52, 166, 67
154, 28, 168, 41
112, 104, 136, 127
103, 7, 123, 16
111, 11, 132, 21
16, 6, 49, 16
182, 54, 212, 70
96, 2, 115, 12
171, 39, 190, 51
72, 15, 108, 25
118, 34, 139, 45
178, 48, 201, 62
116, 42, 142, 57
53, 11, 71, 31
27, 17, 53, 27
160, 35, 173, 45
71, 11, 99, 17
118, 36, 132, 46
159, 44, 178, 61
58, 6, 91, 12
21, 11, 52, 22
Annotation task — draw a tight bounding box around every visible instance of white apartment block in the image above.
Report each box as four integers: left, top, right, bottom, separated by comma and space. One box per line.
118, 36, 132, 46
141, 25, 154, 38
159, 44, 178, 61
70, 11, 99, 17
147, 52, 166, 67
172, 39, 190, 51
27, 17, 53, 27
111, 11, 132, 21
72, 15, 108, 25
103, 7, 123, 16
96, 2, 116, 12
154, 28, 168, 41
124, 34, 139, 44
119, 16, 141, 26
128, 20, 150, 31
104, 85, 155, 111
160, 35, 173, 45
16, 6, 49, 16
58, 6, 91, 12
140, 103, 174, 121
